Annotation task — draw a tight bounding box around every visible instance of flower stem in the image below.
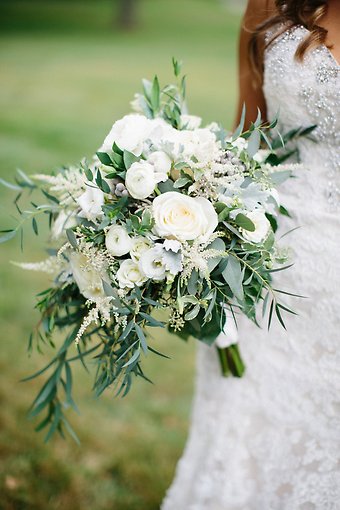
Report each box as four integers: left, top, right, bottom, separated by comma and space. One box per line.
216, 344, 246, 378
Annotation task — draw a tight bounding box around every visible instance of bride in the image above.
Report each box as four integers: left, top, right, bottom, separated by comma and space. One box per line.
161, 0, 340, 508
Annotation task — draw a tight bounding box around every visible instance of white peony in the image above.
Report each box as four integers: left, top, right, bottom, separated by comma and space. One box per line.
69, 252, 105, 301
100, 114, 151, 156
152, 192, 218, 242
100, 114, 171, 156
130, 236, 153, 262
51, 210, 77, 240
105, 225, 132, 256
77, 185, 105, 222
125, 161, 156, 199
147, 151, 172, 183
116, 259, 147, 288
139, 245, 167, 281
165, 127, 219, 167
241, 210, 271, 244
180, 114, 202, 130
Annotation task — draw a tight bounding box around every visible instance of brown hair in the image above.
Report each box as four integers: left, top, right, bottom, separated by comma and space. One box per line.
249, 0, 329, 82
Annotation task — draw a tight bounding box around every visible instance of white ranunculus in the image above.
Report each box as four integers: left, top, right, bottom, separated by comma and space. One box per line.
152, 192, 218, 242
116, 259, 147, 288
147, 151, 172, 183
105, 225, 132, 256
139, 245, 167, 281
241, 210, 271, 244
130, 236, 153, 262
51, 210, 77, 240
69, 252, 105, 301
125, 161, 156, 199
180, 114, 202, 130
77, 185, 105, 222
100, 114, 151, 156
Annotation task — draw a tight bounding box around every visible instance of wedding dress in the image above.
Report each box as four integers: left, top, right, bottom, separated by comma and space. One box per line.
161, 25, 340, 510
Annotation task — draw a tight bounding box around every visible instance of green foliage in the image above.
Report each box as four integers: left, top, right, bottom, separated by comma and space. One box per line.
0, 0, 312, 452
0, 1, 242, 506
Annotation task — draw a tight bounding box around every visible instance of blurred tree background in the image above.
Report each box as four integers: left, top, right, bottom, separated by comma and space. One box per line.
0, 1, 243, 509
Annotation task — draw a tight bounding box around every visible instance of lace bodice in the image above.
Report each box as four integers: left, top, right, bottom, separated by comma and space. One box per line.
264, 25, 340, 209
161, 25, 340, 510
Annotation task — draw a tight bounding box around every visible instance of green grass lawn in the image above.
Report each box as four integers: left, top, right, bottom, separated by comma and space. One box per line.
0, 1, 242, 508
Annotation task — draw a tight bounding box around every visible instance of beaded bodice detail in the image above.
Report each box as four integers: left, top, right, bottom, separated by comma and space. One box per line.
161, 25, 340, 510
264, 25, 340, 209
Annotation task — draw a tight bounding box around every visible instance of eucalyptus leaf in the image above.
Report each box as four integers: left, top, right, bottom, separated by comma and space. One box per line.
173, 177, 191, 188
96, 152, 113, 166
123, 150, 139, 169
122, 348, 141, 368
151, 75, 160, 112
66, 229, 78, 249
0, 230, 16, 243
134, 323, 148, 355
184, 304, 201, 321
222, 255, 244, 301
247, 129, 261, 158
270, 170, 292, 186
232, 104, 246, 141
0, 178, 22, 191
234, 213, 255, 232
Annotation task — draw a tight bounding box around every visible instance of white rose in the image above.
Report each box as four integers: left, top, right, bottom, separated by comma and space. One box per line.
241, 210, 271, 244
180, 114, 202, 130
125, 161, 156, 199
77, 185, 105, 222
100, 114, 151, 156
69, 252, 105, 301
116, 259, 147, 288
105, 225, 132, 256
130, 236, 153, 262
51, 210, 77, 240
139, 245, 167, 281
152, 192, 218, 241
147, 151, 172, 183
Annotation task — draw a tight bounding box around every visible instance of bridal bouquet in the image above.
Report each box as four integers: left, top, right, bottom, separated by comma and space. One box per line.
1, 60, 300, 441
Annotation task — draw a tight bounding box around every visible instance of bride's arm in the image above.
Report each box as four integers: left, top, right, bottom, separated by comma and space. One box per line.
234, 0, 276, 128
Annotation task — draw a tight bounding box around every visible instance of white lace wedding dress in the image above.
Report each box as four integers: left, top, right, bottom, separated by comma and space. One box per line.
161, 25, 340, 510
